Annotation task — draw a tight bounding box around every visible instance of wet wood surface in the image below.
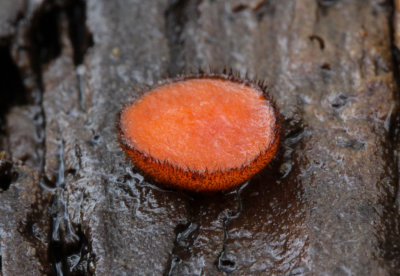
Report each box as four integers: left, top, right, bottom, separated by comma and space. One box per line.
1, 0, 400, 275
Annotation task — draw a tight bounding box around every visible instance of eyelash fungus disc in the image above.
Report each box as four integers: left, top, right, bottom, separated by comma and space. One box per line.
117, 73, 280, 192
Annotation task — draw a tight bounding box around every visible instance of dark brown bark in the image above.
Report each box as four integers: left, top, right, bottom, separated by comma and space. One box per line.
1, 0, 400, 275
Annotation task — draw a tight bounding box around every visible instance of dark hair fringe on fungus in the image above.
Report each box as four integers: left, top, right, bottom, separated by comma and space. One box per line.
117, 68, 281, 193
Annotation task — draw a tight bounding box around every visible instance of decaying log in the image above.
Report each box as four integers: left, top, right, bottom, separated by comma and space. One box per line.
1, 0, 400, 275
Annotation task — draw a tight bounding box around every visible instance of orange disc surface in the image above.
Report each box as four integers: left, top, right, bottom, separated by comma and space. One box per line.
118, 76, 279, 192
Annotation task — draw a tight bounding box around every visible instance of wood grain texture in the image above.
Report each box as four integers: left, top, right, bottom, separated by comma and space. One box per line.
1, 0, 400, 275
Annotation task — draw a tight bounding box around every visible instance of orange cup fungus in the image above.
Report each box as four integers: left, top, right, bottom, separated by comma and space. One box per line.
118, 74, 280, 192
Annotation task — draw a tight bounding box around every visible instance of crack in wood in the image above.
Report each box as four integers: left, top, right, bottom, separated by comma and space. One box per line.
216, 181, 248, 274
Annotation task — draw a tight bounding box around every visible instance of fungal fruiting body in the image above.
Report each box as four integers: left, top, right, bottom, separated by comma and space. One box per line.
118, 74, 280, 192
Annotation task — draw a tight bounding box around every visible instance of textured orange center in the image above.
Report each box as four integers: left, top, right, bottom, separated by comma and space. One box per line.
120, 78, 276, 172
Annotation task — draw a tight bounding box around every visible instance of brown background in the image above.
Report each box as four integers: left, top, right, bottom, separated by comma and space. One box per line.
1, 0, 400, 275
